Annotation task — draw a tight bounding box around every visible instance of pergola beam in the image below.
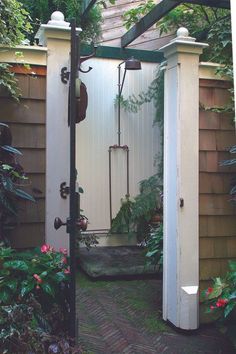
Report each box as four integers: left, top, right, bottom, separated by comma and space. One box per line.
121, 0, 181, 48
121, 0, 230, 48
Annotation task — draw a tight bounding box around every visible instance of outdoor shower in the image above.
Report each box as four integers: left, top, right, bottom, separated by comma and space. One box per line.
109, 57, 141, 227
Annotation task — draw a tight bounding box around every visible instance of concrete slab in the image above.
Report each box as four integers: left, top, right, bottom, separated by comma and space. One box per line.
78, 246, 160, 278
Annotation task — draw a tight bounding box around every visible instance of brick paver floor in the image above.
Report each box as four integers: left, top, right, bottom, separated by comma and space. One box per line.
77, 272, 235, 354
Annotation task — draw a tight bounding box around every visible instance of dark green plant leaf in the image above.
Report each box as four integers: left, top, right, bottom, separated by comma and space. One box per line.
1, 145, 22, 155
0, 289, 11, 303
5, 279, 18, 292
224, 301, 235, 318
3, 260, 29, 272
15, 188, 35, 202
20, 280, 34, 297
41, 282, 55, 297
229, 260, 236, 272
54, 271, 66, 283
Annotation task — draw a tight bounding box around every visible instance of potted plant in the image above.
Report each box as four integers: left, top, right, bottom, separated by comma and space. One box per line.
110, 174, 163, 241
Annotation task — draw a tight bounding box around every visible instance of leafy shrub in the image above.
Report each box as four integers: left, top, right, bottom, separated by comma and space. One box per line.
201, 260, 236, 318
0, 298, 83, 353
0, 245, 84, 353
0, 245, 70, 309
110, 174, 162, 237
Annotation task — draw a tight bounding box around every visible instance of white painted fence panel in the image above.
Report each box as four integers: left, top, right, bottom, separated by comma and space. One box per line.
76, 58, 160, 231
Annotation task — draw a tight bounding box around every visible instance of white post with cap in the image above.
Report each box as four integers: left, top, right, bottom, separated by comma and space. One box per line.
160, 28, 208, 330
36, 12, 81, 251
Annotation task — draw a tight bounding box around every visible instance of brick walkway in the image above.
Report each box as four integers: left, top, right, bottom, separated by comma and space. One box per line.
77, 273, 235, 354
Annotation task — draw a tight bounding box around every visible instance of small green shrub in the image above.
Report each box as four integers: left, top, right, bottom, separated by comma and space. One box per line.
201, 260, 236, 348
201, 260, 236, 318
0, 245, 70, 308
110, 174, 162, 237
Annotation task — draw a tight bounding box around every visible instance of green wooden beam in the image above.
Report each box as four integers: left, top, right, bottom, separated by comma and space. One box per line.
121, 0, 182, 48
81, 0, 97, 19
121, 0, 230, 48
81, 44, 164, 63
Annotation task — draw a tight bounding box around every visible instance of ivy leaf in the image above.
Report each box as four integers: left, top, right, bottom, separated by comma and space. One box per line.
3, 260, 29, 272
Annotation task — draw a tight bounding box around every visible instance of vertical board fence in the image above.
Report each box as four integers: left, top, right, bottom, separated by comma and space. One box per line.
0, 66, 46, 248
199, 78, 236, 290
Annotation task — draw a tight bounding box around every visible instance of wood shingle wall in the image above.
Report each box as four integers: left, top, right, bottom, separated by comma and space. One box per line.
199, 78, 236, 290
0, 66, 46, 248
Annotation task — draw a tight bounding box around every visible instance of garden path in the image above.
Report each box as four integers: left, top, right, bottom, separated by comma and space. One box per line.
77, 272, 235, 354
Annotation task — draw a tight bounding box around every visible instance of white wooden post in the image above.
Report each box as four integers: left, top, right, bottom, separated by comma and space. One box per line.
36, 12, 81, 250
160, 28, 208, 330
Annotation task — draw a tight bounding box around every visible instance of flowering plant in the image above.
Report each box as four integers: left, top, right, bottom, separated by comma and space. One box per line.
0, 245, 70, 306
201, 260, 236, 319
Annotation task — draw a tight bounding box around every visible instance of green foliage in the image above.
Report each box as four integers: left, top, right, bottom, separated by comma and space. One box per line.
201, 260, 236, 348
123, 0, 155, 30
0, 0, 32, 46
0, 246, 85, 353
146, 223, 163, 269
0, 0, 32, 99
0, 64, 21, 101
0, 245, 70, 306
110, 174, 162, 239
0, 297, 83, 353
110, 196, 135, 233
20, 0, 103, 44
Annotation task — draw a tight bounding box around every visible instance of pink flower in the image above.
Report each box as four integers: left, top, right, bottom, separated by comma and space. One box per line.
64, 267, 70, 274
33, 274, 43, 284
210, 305, 215, 310
41, 244, 50, 253
206, 287, 213, 296
59, 247, 68, 256
40, 244, 54, 253
216, 298, 228, 308
36, 285, 40, 290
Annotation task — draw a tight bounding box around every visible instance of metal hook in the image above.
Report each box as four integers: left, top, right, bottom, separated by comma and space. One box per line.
78, 44, 97, 73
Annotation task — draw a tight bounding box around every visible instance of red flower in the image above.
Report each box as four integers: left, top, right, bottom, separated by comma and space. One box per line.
216, 298, 228, 308
64, 267, 70, 274
206, 287, 213, 296
59, 247, 68, 256
33, 274, 43, 284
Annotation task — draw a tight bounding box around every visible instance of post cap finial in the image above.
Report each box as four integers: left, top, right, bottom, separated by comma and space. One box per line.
177, 27, 189, 38
47, 11, 70, 27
